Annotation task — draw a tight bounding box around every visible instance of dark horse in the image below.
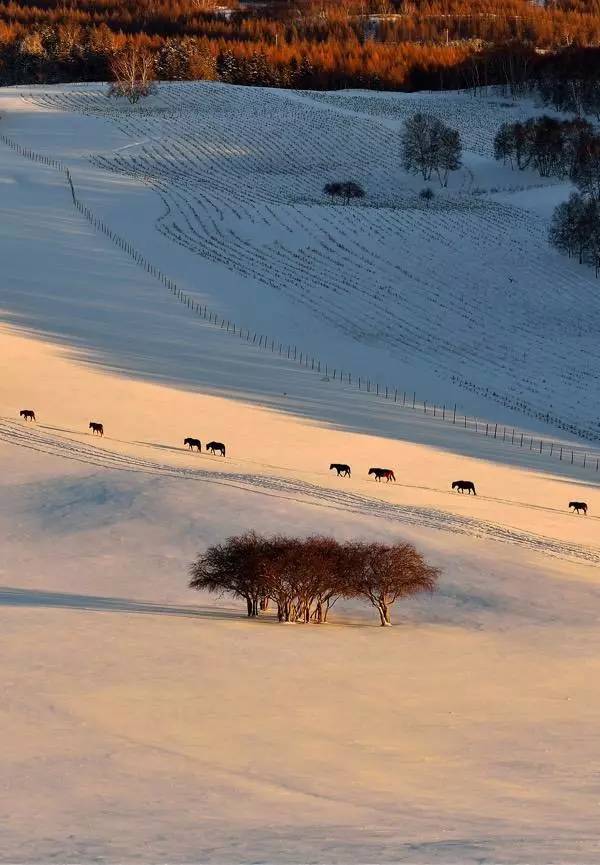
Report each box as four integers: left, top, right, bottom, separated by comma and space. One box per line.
20, 409, 36, 421
89, 422, 104, 436
452, 480, 476, 495
330, 463, 351, 477
569, 501, 588, 515
369, 467, 396, 482
206, 441, 226, 457
184, 437, 202, 452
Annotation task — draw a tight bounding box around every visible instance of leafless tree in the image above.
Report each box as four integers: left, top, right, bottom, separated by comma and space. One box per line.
572, 135, 600, 201
348, 541, 439, 626
108, 44, 156, 104
189, 531, 269, 616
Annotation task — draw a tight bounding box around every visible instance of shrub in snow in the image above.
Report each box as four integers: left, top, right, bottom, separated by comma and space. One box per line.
324, 180, 365, 205
419, 187, 435, 206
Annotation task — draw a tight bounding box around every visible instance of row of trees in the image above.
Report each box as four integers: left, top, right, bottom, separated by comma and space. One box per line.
189, 532, 440, 626
537, 75, 600, 121
494, 116, 599, 180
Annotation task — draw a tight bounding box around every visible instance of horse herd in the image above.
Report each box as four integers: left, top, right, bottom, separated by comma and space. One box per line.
331, 464, 477, 494
18, 410, 588, 514
329, 462, 589, 514
20, 409, 227, 456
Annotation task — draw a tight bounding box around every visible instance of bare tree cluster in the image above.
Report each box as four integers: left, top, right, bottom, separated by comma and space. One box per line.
108, 45, 156, 103
323, 180, 366, 205
532, 119, 600, 275
549, 193, 600, 275
401, 113, 462, 187
189, 532, 440, 627
494, 116, 596, 179
537, 76, 600, 121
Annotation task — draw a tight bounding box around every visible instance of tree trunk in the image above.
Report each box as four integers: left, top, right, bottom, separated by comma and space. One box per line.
377, 602, 392, 626
246, 597, 253, 617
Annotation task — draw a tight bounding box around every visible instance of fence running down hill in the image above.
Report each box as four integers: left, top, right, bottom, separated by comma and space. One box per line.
2, 128, 600, 476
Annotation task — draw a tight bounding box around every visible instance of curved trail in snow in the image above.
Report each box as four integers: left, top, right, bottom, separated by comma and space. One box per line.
2, 417, 599, 567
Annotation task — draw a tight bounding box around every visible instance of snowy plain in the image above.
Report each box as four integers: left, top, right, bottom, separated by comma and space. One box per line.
1, 82, 600, 863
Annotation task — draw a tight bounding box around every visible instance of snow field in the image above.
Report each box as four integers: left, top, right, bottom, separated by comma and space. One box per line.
2, 82, 600, 864
19, 82, 600, 440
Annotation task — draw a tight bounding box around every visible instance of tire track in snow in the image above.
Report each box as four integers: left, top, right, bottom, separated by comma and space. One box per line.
1, 418, 599, 567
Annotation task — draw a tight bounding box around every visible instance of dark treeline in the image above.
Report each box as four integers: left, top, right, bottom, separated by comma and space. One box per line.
189, 532, 440, 626
492, 112, 600, 274
0, 0, 600, 91
494, 115, 597, 178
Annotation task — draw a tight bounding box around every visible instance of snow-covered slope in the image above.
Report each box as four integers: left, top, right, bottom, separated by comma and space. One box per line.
6, 82, 599, 440
1, 82, 600, 863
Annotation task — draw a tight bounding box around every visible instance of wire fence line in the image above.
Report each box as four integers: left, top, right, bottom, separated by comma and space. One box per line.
2, 130, 600, 476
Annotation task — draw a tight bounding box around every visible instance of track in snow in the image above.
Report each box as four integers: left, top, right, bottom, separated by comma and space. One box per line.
2, 417, 599, 567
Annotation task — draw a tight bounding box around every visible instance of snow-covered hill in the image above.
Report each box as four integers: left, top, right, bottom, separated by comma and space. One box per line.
8, 81, 600, 440
1, 82, 600, 864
